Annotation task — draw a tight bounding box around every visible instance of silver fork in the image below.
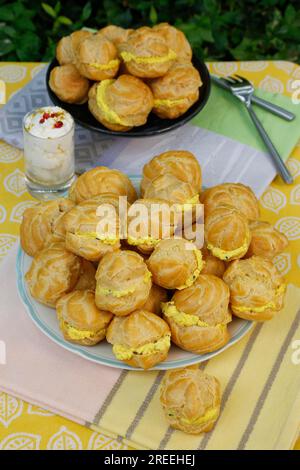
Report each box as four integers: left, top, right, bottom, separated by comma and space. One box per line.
223, 75, 293, 184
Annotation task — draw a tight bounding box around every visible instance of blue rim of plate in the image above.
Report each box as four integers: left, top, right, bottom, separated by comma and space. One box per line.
16, 246, 254, 370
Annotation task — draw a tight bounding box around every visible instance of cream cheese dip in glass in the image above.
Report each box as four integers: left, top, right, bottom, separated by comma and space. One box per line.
23, 106, 75, 199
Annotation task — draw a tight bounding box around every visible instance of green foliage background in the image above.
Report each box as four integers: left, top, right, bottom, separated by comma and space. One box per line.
0, 0, 299, 62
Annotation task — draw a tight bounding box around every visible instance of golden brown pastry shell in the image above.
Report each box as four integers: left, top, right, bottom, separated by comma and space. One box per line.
56, 290, 113, 346
152, 23, 192, 62
223, 255, 286, 321
142, 284, 168, 316
73, 259, 96, 291
25, 243, 81, 307
246, 220, 288, 259
141, 150, 202, 196
56, 30, 91, 65
76, 34, 119, 80
97, 25, 133, 48
69, 166, 137, 204
144, 173, 197, 207
49, 64, 90, 104
95, 250, 152, 316
201, 183, 260, 221
20, 198, 74, 257
160, 368, 221, 434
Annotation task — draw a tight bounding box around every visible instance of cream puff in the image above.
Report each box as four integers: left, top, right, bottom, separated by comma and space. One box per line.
73, 259, 96, 291
98, 25, 133, 48
205, 204, 251, 261
64, 194, 124, 261
162, 274, 231, 354
57, 290, 113, 345
127, 198, 178, 254
141, 150, 202, 196
25, 243, 81, 307
76, 34, 120, 80
144, 173, 200, 213
49, 64, 90, 104
142, 284, 168, 316
147, 238, 203, 290
201, 183, 260, 221
95, 250, 152, 316
106, 309, 171, 369
119, 27, 176, 78
88, 75, 153, 132
223, 256, 286, 321
69, 166, 137, 204
160, 368, 221, 434
56, 30, 92, 65
149, 62, 201, 119
246, 220, 289, 259
20, 198, 74, 257
152, 23, 192, 62
201, 245, 226, 278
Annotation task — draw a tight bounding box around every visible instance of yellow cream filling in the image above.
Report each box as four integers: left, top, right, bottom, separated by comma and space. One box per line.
127, 235, 161, 248
96, 80, 128, 126
162, 302, 225, 330
177, 248, 203, 290
75, 231, 119, 245
233, 283, 286, 314
89, 58, 120, 70
97, 271, 152, 298
60, 320, 105, 341
175, 194, 200, 212
154, 97, 186, 108
120, 49, 176, 64
113, 334, 171, 361
207, 238, 249, 261
180, 407, 219, 426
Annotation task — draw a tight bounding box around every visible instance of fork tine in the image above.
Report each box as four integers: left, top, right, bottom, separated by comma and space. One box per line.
234, 74, 250, 84
222, 76, 238, 84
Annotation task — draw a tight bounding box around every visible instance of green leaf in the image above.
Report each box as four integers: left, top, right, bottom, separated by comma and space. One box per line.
57, 16, 73, 25
81, 2, 92, 21
42, 3, 57, 19
0, 6, 15, 22
149, 5, 157, 24
55, 1, 61, 15
0, 38, 15, 57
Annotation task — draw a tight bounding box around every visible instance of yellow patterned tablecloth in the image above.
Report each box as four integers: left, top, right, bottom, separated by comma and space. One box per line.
0, 61, 299, 450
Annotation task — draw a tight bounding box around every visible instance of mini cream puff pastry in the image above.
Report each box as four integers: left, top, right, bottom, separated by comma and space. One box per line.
64, 194, 124, 261
25, 243, 81, 307
205, 204, 251, 261
88, 75, 153, 132
201, 245, 226, 278
95, 250, 152, 316
152, 23, 192, 62
127, 198, 178, 254
160, 368, 221, 434
141, 150, 202, 196
69, 166, 137, 204
106, 309, 171, 369
76, 34, 120, 80
147, 238, 203, 290
201, 183, 260, 221
162, 274, 231, 354
56, 30, 91, 65
49, 64, 90, 104
119, 27, 176, 78
73, 259, 96, 291
20, 198, 74, 257
144, 173, 200, 216
56, 290, 113, 345
223, 255, 286, 321
98, 25, 133, 48
149, 62, 202, 119
142, 284, 168, 316
246, 220, 289, 259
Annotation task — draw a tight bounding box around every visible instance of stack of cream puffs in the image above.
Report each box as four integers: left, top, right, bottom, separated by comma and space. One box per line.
49, 23, 202, 131
21, 150, 288, 374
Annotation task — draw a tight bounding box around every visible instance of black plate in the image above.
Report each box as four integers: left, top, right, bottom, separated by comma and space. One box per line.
46, 56, 211, 137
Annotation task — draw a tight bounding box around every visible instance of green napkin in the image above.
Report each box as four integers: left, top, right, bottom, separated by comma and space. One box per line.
192, 84, 300, 161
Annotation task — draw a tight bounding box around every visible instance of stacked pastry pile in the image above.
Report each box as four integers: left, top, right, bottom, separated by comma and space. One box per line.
49, 24, 202, 131
20, 150, 288, 434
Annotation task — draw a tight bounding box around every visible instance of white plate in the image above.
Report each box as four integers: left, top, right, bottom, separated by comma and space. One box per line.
17, 246, 254, 371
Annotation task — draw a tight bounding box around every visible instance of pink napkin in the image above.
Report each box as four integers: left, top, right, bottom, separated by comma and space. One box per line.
0, 244, 122, 426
